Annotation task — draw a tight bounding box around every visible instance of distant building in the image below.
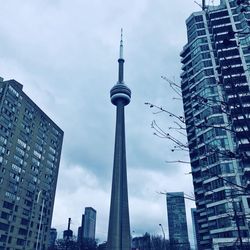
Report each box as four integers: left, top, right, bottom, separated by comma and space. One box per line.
48, 228, 57, 248
167, 192, 190, 250
78, 207, 96, 243
63, 218, 73, 241
132, 233, 151, 250
191, 208, 200, 250
77, 226, 82, 243
83, 207, 96, 239
0, 78, 63, 250
98, 242, 107, 250
63, 229, 73, 241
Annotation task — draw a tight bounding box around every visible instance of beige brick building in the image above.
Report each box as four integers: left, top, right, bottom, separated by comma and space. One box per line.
0, 78, 63, 250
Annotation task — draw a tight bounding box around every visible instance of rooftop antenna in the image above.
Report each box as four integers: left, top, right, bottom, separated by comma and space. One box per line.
67, 218, 71, 230
202, 0, 205, 10
194, 0, 206, 10
194, 1, 203, 9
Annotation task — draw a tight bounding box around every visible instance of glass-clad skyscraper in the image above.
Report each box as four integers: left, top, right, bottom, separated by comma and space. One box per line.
191, 208, 200, 250
0, 78, 63, 250
166, 192, 190, 250
82, 207, 96, 240
181, 0, 250, 249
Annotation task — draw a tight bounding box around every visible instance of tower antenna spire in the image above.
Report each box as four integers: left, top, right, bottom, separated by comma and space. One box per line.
118, 28, 125, 83
120, 28, 123, 59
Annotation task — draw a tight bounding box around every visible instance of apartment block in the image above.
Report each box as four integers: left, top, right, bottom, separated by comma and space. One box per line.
180, 0, 250, 248
0, 78, 63, 250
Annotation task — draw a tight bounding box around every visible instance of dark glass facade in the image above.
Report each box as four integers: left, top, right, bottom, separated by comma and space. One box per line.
167, 192, 190, 250
82, 207, 96, 240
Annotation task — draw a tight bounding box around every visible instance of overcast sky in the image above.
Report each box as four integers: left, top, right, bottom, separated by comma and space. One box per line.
0, 0, 221, 246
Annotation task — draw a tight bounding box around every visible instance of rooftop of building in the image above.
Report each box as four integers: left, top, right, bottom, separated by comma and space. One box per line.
1, 78, 64, 135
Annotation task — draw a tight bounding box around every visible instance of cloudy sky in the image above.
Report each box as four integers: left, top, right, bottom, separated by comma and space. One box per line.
0, 0, 221, 246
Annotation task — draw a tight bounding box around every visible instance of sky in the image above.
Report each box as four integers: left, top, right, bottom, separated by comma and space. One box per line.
0, 0, 221, 246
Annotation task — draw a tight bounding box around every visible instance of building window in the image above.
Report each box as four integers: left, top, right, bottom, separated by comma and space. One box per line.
23, 208, 30, 217
21, 218, 29, 226
0, 135, 7, 145
9, 172, 20, 182
1, 211, 10, 220
8, 236, 12, 244
13, 155, 23, 165
8, 85, 19, 98
35, 143, 42, 152
32, 158, 40, 167
18, 228, 28, 236
16, 147, 25, 157
17, 138, 26, 149
49, 146, 56, 155
33, 150, 41, 159
0, 222, 9, 231
5, 191, 16, 201
24, 199, 32, 207
16, 238, 25, 246
12, 164, 21, 173
3, 201, 14, 210
0, 235, 7, 242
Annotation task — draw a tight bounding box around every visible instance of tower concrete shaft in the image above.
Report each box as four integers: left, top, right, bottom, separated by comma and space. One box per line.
107, 31, 131, 250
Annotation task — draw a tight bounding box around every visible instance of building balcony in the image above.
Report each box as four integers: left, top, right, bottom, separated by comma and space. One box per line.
201, 223, 209, 229
207, 212, 232, 221
243, 167, 250, 176
199, 239, 210, 246
192, 167, 201, 173
206, 199, 229, 208
200, 211, 207, 217
202, 235, 210, 240
198, 199, 206, 206
181, 54, 192, 64
197, 188, 204, 195
180, 45, 190, 58
198, 220, 208, 226
194, 177, 203, 183
246, 180, 250, 190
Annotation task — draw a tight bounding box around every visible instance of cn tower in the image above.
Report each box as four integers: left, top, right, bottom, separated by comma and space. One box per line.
107, 30, 131, 250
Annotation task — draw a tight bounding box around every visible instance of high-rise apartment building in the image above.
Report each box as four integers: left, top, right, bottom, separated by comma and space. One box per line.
166, 192, 190, 250
0, 78, 63, 249
180, 0, 250, 249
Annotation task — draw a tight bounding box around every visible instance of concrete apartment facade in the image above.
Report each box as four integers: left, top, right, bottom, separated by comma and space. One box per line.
0, 78, 63, 250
